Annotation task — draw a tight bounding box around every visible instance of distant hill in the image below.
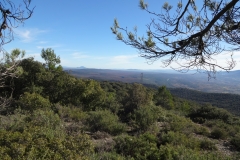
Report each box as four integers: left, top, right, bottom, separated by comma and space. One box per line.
169, 88, 240, 116
68, 68, 240, 95
77, 66, 87, 69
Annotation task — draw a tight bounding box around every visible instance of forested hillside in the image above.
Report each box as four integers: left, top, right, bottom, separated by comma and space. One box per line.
169, 88, 240, 116
1, 53, 240, 159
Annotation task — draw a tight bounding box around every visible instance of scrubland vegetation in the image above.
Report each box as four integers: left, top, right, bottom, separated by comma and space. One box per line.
2, 0, 240, 159
1, 50, 240, 159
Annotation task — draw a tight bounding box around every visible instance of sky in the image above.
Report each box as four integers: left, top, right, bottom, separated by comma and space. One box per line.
3, 0, 240, 70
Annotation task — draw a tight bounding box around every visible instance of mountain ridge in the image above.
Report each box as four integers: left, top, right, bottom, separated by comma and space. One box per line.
66, 68, 240, 95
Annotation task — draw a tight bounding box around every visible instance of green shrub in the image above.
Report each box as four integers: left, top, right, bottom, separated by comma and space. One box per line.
114, 134, 159, 160
188, 104, 232, 123
132, 105, 161, 131
195, 126, 210, 136
205, 119, 240, 138
119, 83, 153, 120
90, 152, 125, 160
159, 144, 230, 160
19, 92, 51, 111
211, 127, 228, 140
0, 127, 93, 159
231, 134, 240, 151
27, 109, 62, 129
86, 110, 126, 135
74, 79, 106, 111
164, 113, 197, 134
101, 92, 121, 114
154, 86, 174, 110
200, 139, 217, 151
56, 104, 87, 122
0, 109, 27, 132
160, 131, 200, 150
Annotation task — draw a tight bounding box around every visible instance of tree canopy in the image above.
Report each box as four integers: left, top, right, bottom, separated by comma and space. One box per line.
0, 1, 34, 109
41, 48, 61, 70
112, 0, 240, 77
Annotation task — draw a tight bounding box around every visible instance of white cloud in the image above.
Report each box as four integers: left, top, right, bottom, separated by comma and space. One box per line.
37, 44, 61, 49
93, 57, 107, 60
38, 41, 48, 44
209, 51, 240, 70
71, 52, 89, 59
161, 51, 240, 70
15, 28, 47, 43
109, 55, 138, 65
58, 49, 78, 52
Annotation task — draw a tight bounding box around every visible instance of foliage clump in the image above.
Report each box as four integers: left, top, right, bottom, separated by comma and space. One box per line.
1, 49, 240, 159
86, 110, 126, 135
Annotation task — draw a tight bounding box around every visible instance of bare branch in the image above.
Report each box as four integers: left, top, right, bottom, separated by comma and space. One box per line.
0, 1, 34, 110
112, 0, 240, 78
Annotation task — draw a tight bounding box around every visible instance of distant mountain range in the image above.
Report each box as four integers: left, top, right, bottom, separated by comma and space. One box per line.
63, 66, 87, 69
63, 66, 240, 75
77, 66, 87, 69
63, 68, 240, 95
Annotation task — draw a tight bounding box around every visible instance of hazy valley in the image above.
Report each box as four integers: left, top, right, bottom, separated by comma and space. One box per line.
67, 68, 240, 94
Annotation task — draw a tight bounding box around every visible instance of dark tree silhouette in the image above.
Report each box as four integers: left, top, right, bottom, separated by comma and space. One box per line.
0, 0, 34, 109
112, 0, 240, 78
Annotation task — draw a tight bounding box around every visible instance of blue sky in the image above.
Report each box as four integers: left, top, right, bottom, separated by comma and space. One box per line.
4, 0, 240, 70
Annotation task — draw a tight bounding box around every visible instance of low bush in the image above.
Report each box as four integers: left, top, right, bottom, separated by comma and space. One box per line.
0, 120, 93, 159
90, 152, 126, 160
19, 92, 51, 111
188, 104, 232, 123
86, 110, 126, 135
211, 127, 228, 140
160, 131, 200, 150
195, 126, 210, 136
114, 134, 159, 160
200, 139, 217, 151
132, 105, 161, 131
56, 104, 87, 122
159, 144, 230, 160
231, 134, 240, 151
164, 113, 197, 134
